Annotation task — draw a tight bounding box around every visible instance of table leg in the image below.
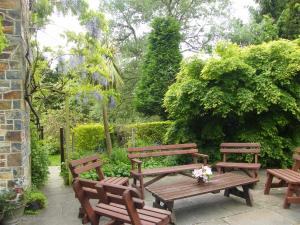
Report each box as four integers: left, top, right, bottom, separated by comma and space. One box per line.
152, 198, 176, 224
225, 185, 253, 206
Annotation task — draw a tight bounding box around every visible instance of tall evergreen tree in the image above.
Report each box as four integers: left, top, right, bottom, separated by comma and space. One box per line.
134, 17, 182, 117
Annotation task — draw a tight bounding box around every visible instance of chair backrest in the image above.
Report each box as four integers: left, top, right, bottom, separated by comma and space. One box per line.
72, 178, 100, 225
95, 182, 145, 225
128, 143, 198, 159
220, 143, 261, 163
292, 148, 300, 171
69, 155, 104, 181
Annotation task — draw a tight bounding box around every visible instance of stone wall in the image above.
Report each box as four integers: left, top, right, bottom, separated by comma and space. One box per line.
0, 0, 30, 189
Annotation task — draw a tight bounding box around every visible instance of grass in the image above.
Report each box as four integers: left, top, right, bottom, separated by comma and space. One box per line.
48, 154, 60, 166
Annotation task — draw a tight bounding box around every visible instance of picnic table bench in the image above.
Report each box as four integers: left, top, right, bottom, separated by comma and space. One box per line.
69, 155, 129, 223
216, 143, 261, 178
264, 148, 300, 208
128, 143, 208, 198
146, 172, 259, 223
73, 178, 171, 225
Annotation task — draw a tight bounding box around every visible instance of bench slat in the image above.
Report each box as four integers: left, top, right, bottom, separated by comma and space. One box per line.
69, 155, 99, 167
73, 161, 102, 175
216, 162, 261, 169
128, 149, 198, 159
220, 149, 260, 154
128, 143, 197, 152
267, 169, 300, 184
131, 163, 203, 176
220, 143, 260, 147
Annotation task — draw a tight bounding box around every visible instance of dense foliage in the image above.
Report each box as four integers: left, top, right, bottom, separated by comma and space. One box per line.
254, 0, 300, 40
164, 39, 300, 167
73, 124, 105, 152
135, 17, 182, 117
31, 130, 49, 188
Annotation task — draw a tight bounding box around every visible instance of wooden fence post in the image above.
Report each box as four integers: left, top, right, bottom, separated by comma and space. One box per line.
60, 127, 65, 165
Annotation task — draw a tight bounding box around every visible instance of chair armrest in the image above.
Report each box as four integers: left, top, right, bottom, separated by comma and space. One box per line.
130, 158, 142, 173
192, 153, 209, 165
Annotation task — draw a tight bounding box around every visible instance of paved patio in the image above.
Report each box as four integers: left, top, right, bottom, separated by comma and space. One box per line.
22, 166, 300, 225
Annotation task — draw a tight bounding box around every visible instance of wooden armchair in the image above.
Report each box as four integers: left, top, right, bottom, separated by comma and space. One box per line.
264, 148, 300, 208
72, 178, 171, 225
69, 155, 129, 222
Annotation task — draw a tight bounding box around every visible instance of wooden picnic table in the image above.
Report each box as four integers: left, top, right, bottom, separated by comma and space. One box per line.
146, 172, 259, 223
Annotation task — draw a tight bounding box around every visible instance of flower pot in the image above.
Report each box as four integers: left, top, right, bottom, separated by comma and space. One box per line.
2, 204, 25, 225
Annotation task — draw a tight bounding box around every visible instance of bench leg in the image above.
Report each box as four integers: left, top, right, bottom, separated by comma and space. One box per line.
264, 173, 274, 195
284, 184, 294, 209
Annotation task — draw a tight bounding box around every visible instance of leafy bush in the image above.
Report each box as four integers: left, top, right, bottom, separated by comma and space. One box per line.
42, 137, 60, 155
24, 188, 47, 215
73, 124, 105, 152
31, 129, 49, 188
116, 121, 173, 146
164, 39, 300, 167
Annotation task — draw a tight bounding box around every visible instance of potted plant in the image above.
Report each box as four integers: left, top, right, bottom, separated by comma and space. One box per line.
1, 177, 26, 225
24, 188, 47, 215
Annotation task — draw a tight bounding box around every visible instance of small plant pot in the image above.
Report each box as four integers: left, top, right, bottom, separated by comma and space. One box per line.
2, 204, 25, 225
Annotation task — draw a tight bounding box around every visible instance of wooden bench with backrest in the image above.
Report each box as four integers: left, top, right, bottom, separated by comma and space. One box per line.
216, 143, 261, 178
264, 148, 300, 208
128, 143, 208, 198
72, 178, 171, 225
69, 155, 129, 223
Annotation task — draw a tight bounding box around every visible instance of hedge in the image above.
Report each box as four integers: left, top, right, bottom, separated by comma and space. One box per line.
73, 124, 105, 152
115, 121, 173, 146
73, 121, 173, 152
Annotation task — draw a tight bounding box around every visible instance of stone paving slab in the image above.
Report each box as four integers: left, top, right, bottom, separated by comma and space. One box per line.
22, 167, 300, 225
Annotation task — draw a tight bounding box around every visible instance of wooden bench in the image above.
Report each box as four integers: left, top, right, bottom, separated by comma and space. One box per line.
264, 148, 300, 208
216, 143, 261, 178
146, 172, 258, 223
73, 178, 171, 225
128, 143, 208, 198
69, 155, 129, 223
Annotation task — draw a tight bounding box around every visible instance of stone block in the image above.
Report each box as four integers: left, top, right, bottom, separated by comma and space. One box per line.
7, 10, 21, 20
0, 62, 8, 72
3, 91, 22, 99
0, 136, 4, 141
6, 70, 20, 79
3, 19, 13, 26
14, 119, 21, 130
0, 154, 6, 167
0, 53, 10, 60
13, 100, 20, 109
9, 61, 21, 70
0, 80, 10, 87
0, 180, 6, 189
3, 26, 13, 34
0, 0, 18, 9
5, 111, 22, 119
0, 171, 13, 179
7, 153, 21, 167
1, 124, 13, 130
0, 142, 10, 153
0, 101, 11, 110
11, 142, 21, 152
13, 167, 23, 177
6, 119, 13, 124
11, 80, 21, 90
0, 72, 4, 79
5, 131, 21, 141
0, 114, 4, 123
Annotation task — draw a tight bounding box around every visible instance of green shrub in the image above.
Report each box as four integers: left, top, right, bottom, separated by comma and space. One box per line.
73, 124, 106, 152
42, 137, 60, 155
24, 188, 47, 215
116, 121, 173, 146
164, 39, 300, 167
31, 129, 49, 188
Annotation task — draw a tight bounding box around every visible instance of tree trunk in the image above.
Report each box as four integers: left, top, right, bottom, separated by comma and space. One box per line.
102, 103, 113, 156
